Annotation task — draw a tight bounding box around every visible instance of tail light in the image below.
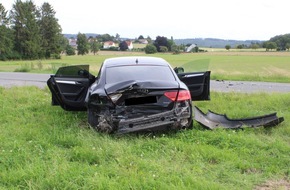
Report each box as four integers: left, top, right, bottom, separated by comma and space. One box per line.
164, 90, 191, 101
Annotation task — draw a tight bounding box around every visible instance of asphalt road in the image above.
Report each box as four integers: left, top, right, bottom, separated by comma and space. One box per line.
1, 72, 290, 93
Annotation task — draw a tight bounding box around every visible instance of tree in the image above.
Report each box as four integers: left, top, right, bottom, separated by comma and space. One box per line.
0, 3, 9, 25
10, 0, 42, 59
90, 38, 99, 55
146, 36, 152, 43
0, 4, 14, 58
145, 44, 157, 54
38, 2, 63, 58
264, 42, 277, 51
171, 44, 180, 54
251, 44, 259, 50
115, 33, 120, 42
138, 35, 144, 40
153, 36, 169, 52
119, 41, 128, 51
167, 36, 175, 51
286, 43, 290, 51
59, 35, 69, 53
96, 33, 114, 42
236, 45, 243, 49
77, 32, 89, 55
65, 44, 75, 55
268, 34, 290, 51
225, 45, 231, 51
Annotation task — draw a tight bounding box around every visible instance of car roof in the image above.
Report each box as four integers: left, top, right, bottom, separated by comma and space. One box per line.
103, 56, 170, 67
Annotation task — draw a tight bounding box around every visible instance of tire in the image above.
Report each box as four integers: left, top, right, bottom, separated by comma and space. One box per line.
186, 118, 193, 129
88, 109, 99, 128
184, 104, 193, 129
88, 109, 113, 133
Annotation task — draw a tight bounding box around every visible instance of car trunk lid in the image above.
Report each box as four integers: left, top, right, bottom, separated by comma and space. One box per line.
104, 80, 180, 118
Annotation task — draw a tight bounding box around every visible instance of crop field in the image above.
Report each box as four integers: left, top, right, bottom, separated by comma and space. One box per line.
0, 51, 289, 189
0, 51, 290, 83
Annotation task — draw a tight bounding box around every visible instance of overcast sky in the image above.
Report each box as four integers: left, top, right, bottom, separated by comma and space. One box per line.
2, 0, 289, 40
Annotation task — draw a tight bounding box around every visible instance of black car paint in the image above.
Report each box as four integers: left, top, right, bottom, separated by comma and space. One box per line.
194, 106, 284, 129
47, 56, 211, 133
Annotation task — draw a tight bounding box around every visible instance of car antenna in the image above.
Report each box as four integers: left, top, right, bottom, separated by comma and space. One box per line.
135, 58, 138, 64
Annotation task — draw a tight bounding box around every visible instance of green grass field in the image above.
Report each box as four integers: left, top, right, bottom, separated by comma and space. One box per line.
0, 51, 289, 189
0, 86, 289, 189
1, 51, 290, 82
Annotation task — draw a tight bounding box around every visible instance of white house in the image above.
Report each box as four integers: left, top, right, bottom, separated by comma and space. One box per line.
103, 41, 116, 49
125, 40, 134, 50
69, 38, 77, 49
138, 39, 148, 44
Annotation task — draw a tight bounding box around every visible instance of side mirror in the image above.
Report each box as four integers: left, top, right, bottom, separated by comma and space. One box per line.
174, 67, 184, 74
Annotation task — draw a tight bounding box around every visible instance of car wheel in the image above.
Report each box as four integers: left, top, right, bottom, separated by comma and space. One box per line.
88, 109, 114, 133
88, 109, 99, 128
182, 107, 193, 130
186, 118, 193, 129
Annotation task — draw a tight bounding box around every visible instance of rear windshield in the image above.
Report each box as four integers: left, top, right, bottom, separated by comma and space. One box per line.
106, 65, 175, 84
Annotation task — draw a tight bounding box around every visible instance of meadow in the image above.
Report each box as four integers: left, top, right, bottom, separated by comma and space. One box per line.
0, 51, 289, 189
0, 87, 289, 189
0, 51, 290, 83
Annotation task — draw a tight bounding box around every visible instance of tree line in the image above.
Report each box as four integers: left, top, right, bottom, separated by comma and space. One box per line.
225, 34, 290, 51
264, 34, 290, 51
0, 1, 64, 60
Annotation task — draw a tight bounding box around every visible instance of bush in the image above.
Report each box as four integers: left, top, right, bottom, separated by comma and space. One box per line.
171, 44, 180, 54
14, 63, 31, 72
109, 47, 119, 51
66, 45, 76, 56
159, 46, 168, 52
0, 51, 22, 61
51, 53, 61, 59
145, 44, 157, 54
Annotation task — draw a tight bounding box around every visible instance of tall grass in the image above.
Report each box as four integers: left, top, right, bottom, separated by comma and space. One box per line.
0, 86, 289, 189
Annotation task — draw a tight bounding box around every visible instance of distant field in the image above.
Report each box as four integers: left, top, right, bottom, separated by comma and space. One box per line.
132, 43, 146, 49
0, 51, 290, 82
201, 47, 268, 52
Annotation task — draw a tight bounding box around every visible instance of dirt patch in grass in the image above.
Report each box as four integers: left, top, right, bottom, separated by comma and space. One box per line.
266, 66, 290, 76
254, 179, 290, 190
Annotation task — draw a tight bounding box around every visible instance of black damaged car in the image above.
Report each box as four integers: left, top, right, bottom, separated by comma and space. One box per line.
47, 56, 210, 134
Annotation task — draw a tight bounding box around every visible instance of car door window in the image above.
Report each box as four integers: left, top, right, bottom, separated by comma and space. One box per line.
55, 65, 90, 77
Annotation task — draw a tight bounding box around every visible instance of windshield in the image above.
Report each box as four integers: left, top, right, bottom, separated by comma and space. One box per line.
106, 65, 176, 84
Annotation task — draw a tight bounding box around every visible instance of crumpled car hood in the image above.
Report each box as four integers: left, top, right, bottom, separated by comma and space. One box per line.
194, 106, 284, 129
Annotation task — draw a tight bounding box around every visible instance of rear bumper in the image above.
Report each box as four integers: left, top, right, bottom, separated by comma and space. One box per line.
116, 109, 191, 134
117, 110, 190, 134
92, 100, 192, 134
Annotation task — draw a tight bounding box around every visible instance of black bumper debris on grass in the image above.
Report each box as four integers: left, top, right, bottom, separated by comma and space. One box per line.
194, 106, 284, 130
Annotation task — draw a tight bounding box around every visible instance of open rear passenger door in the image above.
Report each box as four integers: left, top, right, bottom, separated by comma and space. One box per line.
47, 65, 95, 111
177, 71, 210, 101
